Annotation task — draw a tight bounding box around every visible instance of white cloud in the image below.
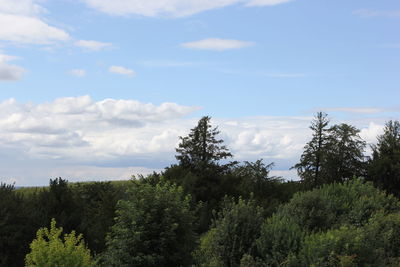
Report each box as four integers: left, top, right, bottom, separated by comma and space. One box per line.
0, 53, 25, 81
82, 0, 293, 17
69, 69, 86, 77
181, 38, 254, 51
0, 0, 70, 45
74, 40, 113, 51
0, 0, 44, 16
0, 97, 391, 185
354, 9, 400, 18
109, 65, 135, 76
246, 0, 292, 7
326, 107, 384, 114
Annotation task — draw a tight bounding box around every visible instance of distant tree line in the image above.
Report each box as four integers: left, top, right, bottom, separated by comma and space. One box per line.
0, 114, 399, 266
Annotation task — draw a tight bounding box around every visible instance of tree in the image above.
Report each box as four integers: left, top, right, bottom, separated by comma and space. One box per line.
0, 183, 35, 267
256, 180, 400, 266
176, 116, 233, 170
101, 181, 196, 267
33, 178, 81, 234
368, 120, 400, 197
324, 123, 366, 183
292, 112, 330, 188
196, 197, 264, 267
25, 219, 96, 267
74, 182, 121, 254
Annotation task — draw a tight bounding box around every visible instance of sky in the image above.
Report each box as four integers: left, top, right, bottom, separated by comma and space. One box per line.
0, 0, 399, 186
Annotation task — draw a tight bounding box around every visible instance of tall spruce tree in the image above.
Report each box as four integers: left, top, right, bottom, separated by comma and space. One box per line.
368, 120, 400, 196
292, 112, 330, 188
176, 116, 233, 170
324, 123, 366, 183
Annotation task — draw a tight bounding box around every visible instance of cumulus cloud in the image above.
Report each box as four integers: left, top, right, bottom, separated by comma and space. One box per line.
74, 40, 113, 51
0, 0, 70, 44
82, 0, 293, 17
69, 69, 86, 77
0, 97, 391, 185
109, 65, 135, 76
181, 38, 254, 51
0, 53, 25, 81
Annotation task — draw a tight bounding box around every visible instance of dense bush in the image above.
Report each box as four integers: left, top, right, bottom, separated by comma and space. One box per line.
101, 181, 196, 267
196, 197, 264, 267
25, 219, 96, 267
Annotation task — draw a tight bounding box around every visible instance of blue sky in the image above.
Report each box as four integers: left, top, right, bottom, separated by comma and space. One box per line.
0, 0, 399, 185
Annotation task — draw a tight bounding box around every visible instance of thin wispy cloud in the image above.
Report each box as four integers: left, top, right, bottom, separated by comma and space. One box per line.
140, 60, 201, 67
246, 0, 292, 7
181, 38, 254, 51
82, 0, 294, 18
69, 69, 86, 77
326, 107, 384, 114
74, 40, 113, 51
354, 9, 400, 18
109, 65, 135, 76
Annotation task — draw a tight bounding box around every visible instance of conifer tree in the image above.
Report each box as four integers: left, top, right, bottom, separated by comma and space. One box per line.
368, 120, 400, 196
176, 116, 233, 170
292, 112, 330, 187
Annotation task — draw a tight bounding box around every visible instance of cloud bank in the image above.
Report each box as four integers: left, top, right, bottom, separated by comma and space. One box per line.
0, 96, 387, 185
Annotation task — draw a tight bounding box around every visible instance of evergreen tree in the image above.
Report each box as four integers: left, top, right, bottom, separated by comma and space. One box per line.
368, 120, 400, 196
176, 116, 233, 170
292, 112, 330, 188
324, 123, 366, 183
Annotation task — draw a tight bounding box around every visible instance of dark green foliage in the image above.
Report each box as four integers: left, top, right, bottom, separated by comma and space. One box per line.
33, 178, 81, 234
292, 112, 330, 188
368, 120, 400, 197
293, 113, 366, 188
176, 116, 233, 170
279, 179, 400, 232
196, 197, 264, 267
74, 182, 122, 254
324, 123, 366, 183
256, 180, 400, 266
101, 181, 196, 267
257, 215, 304, 266
0, 183, 35, 267
293, 213, 400, 266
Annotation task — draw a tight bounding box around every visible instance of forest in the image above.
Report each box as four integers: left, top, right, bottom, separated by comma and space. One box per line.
1, 113, 400, 267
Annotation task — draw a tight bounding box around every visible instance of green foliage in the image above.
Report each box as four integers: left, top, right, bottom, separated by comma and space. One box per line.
197, 197, 264, 267
368, 120, 400, 197
279, 179, 400, 232
0, 183, 35, 267
293, 113, 366, 188
25, 219, 96, 267
257, 215, 304, 266
74, 182, 122, 254
101, 181, 196, 267
33, 178, 81, 234
256, 180, 400, 266
292, 112, 330, 188
324, 123, 366, 183
176, 116, 233, 170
